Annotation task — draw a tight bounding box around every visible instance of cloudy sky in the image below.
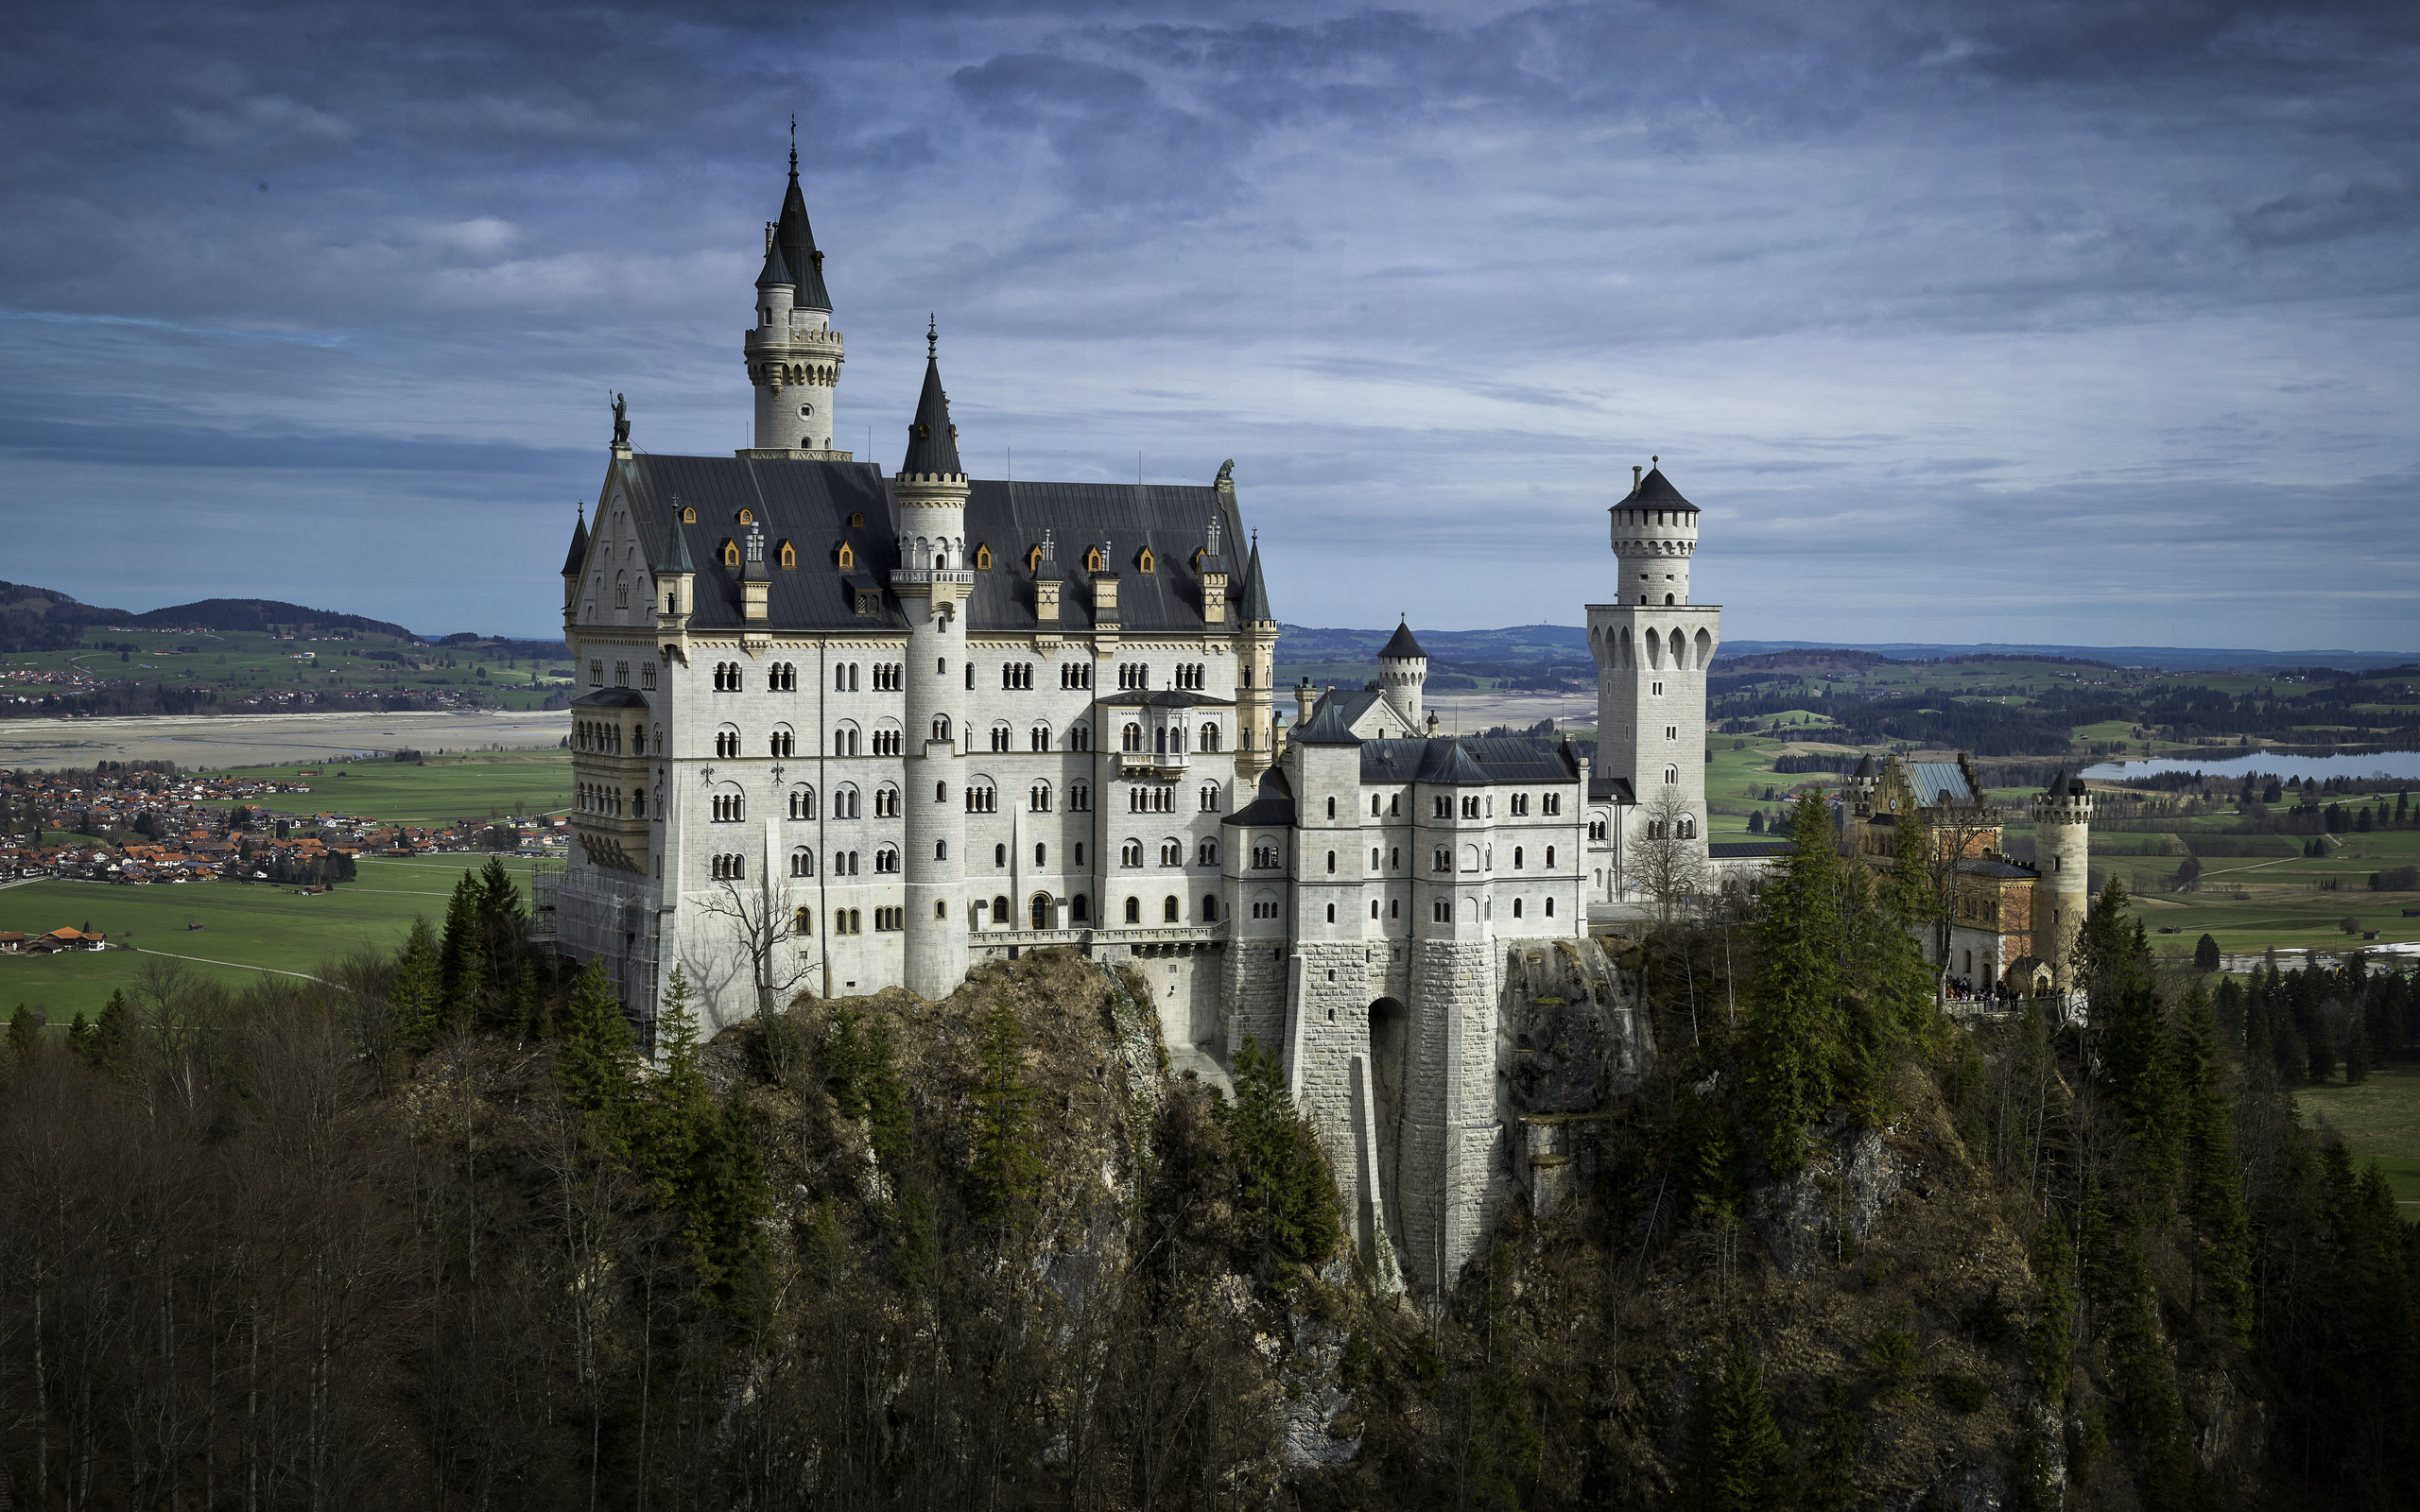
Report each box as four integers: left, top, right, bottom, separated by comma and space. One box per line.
3, 0, 2414, 649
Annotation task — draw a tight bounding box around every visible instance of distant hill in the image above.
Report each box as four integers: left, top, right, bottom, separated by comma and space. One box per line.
0, 580, 136, 653
1278, 625, 2419, 676
119, 597, 418, 641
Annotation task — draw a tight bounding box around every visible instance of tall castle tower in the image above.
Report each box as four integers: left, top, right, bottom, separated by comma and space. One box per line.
741, 141, 849, 459
895, 324, 971, 1000
2031, 773, 2093, 990
1588, 461, 1720, 858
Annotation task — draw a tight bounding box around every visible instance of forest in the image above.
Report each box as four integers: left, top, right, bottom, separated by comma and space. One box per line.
3, 831, 2418, 1507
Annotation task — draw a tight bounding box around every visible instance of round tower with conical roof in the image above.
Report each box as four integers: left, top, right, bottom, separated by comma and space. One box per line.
895, 323, 972, 1000
743, 141, 848, 457
1235, 526, 1280, 782
1377, 618, 1428, 733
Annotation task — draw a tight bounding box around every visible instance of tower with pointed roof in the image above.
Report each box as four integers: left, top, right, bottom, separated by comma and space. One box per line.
1234, 524, 1279, 782
742, 138, 849, 459
2031, 771, 2093, 991
1586, 461, 1720, 896
894, 322, 972, 999
1376, 618, 1428, 732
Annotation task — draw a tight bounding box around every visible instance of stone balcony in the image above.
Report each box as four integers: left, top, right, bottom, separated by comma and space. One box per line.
888, 568, 976, 588
1114, 752, 1192, 779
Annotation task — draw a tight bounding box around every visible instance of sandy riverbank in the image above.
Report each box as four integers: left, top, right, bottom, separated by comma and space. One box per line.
0, 710, 571, 770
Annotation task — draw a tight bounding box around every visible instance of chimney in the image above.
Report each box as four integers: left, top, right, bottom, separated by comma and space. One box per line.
1295, 677, 1314, 725
1633, 465, 1642, 491
1090, 540, 1119, 625
1034, 530, 1061, 625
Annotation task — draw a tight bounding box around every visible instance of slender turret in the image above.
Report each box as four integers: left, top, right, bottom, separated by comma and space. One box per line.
1376, 618, 1427, 735
1235, 525, 1279, 781
2031, 771, 2093, 991
894, 321, 971, 999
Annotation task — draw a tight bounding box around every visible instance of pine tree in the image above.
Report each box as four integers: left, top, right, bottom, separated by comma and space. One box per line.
87, 988, 133, 1075
1682, 1339, 1791, 1512
1794, 1379, 1864, 1512
436, 871, 480, 1032
2175, 985, 2253, 1344
2030, 1218, 2076, 1398
2193, 933, 2221, 971
8, 1003, 43, 1065
1743, 792, 1845, 1170
863, 1017, 913, 1176
639, 963, 712, 1238
822, 1003, 868, 1120
2308, 1009, 2337, 1084
391, 917, 445, 1050
1228, 1037, 1343, 1268
553, 958, 638, 1154
65, 1009, 94, 1058
688, 1090, 772, 1306
969, 994, 1045, 1226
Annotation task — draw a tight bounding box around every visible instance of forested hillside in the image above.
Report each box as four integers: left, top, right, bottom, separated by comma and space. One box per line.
3, 839, 2416, 1507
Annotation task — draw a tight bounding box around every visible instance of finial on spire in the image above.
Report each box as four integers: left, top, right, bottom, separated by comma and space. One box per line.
577, 501, 584, 522
926, 314, 937, 359
788, 114, 798, 177
1651, 454, 1659, 467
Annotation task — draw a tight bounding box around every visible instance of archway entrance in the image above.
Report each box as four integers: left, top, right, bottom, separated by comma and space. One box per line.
1367, 997, 1410, 1262
1029, 893, 1053, 931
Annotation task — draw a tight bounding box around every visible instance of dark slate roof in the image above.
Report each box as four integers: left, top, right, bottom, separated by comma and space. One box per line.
773, 163, 831, 311
1239, 537, 1272, 622
561, 509, 590, 577
1223, 765, 1296, 828
1618, 466, 1697, 512
1379, 619, 1426, 660
1588, 775, 1637, 805
1357, 736, 1578, 786
1291, 696, 1364, 747
602, 454, 1246, 634
1308, 685, 1387, 730
900, 354, 962, 476
1851, 753, 1877, 780
1958, 856, 2037, 880
573, 687, 652, 710
755, 236, 794, 290
1709, 840, 1790, 859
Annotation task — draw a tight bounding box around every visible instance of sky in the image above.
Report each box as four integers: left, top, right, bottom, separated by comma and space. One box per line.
2, 0, 2415, 649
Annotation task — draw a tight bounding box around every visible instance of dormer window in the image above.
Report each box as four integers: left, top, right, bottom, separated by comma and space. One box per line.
848, 511, 865, 527
836, 542, 856, 569
682, 506, 697, 524
720, 540, 739, 568
1137, 547, 1154, 575
1028, 544, 1044, 573
736, 508, 752, 525
777, 541, 796, 568
975, 543, 993, 571
1085, 547, 1104, 573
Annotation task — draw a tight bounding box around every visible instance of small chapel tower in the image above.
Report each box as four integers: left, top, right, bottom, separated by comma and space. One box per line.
1377, 618, 1428, 732
741, 137, 849, 458
895, 322, 972, 1000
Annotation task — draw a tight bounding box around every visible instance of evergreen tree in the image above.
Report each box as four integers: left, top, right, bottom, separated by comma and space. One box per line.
1227, 1037, 1343, 1268
2081, 881, 2180, 1190
969, 994, 1045, 1226
1794, 1379, 1864, 1512
1746, 809, 1764, 833
1743, 792, 1845, 1170
64, 1009, 94, 1058
8, 1003, 42, 1065
2102, 1211, 2204, 1512
822, 1003, 868, 1120
2030, 1218, 2076, 1396
436, 871, 480, 1032
2343, 1007, 2372, 1084
2308, 1009, 2337, 1084
86, 988, 134, 1074
640, 963, 712, 1233
2193, 933, 2221, 971
863, 1017, 914, 1176
553, 958, 638, 1154
1682, 1338, 1791, 1512
2175, 985, 2253, 1344
391, 917, 445, 1050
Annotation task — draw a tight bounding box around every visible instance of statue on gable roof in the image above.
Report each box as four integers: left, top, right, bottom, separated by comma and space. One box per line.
1215, 457, 1235, 487
612, 392, 630, 447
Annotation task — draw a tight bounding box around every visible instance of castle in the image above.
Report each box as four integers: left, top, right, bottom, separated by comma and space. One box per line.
557, 151, 1720, 1291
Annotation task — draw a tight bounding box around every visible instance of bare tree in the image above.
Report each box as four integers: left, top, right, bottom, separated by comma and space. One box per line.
1910, 793, 2004, 979
1628, 793, 1711, 932
697, 873, 821, 1023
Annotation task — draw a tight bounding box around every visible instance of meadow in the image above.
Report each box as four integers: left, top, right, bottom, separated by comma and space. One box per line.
2, 625, 570, 711
0, 853, 544, 1022
2295, 1063, 2420, 1207
190, 748, 574, 825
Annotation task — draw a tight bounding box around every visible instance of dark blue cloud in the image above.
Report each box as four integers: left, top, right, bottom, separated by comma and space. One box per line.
0, 0, 2412, 648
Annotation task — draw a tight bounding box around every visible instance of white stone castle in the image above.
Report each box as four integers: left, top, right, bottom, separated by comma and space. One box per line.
557, 152, 1720, 1291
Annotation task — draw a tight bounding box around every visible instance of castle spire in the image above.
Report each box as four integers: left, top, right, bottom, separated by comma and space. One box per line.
900, 322, 962, 477
772, 137, 830, 312
1240, 530, 1272, 623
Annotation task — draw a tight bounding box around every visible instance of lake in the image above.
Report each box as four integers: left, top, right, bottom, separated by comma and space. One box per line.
2083, 749, 2420, 783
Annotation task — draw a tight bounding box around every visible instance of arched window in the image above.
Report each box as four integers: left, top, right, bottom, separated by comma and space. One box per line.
1199, 721, 1220, 752
1512, 847, 1524, 869
1070, 724, 1091, 751
794, 906, 813, 936
682, 506, 697, 524
1124, 896, 1141, 923
1163, 895, 1180, 922
993, 893, 1011, 922
1122, 723, 1142, 752
1202, 896, 1219, 921
1324, 902, 1335, 923
790, 849, 814, 877
935, 782, 948, 804
1200, 782, 1221, 813
614, 572, 629, 609
1071, 894, 1090, 922
1512, 898, 1524, 919
1325, 850, 1337, 874
1664, 765, 1679, 784
1030, 724, 1051, 751
836, 542, 855, 569
975, 543, 993, 571
1678, 816, 1696, 839
1545, 897, 1554, 917
721, 541, 739, 567
1545, 845, 1556, 868
1665, 593, 1674, 605
1121, 840, 1143, 868
936, 840, 948, 861
933, 715, 952, 743
788, 786, 816, 819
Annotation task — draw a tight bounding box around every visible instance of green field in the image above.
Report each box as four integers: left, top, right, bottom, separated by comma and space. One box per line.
190, 749, 574, 824
2296, 1064, 2420, 1206
0, 854, 544, 1022
2, 626, 569, 712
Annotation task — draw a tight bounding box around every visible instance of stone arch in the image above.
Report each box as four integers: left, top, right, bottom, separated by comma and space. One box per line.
1644, 627, 1662, 669
1694, 627, 1714, 668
